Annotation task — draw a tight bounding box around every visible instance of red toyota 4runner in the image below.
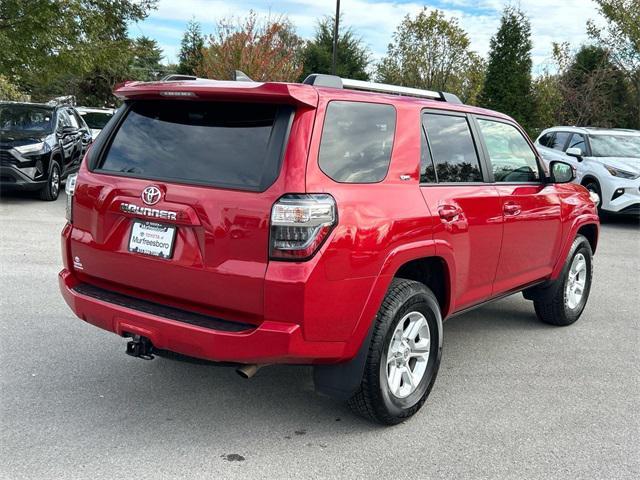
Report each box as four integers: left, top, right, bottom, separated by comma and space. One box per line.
59, 74, 599, 424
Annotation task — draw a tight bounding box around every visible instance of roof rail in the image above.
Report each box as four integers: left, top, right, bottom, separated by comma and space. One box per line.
161, 74, 198, 81
302, 74, 462, 104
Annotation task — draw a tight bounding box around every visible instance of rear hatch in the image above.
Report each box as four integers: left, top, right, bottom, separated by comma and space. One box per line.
69, 81, 316, 323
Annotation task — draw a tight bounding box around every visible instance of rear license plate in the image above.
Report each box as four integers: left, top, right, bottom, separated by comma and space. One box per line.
128, 220, 177, 259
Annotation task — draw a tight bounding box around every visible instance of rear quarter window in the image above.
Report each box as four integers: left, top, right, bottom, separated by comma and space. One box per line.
96, 100, 293, 191
538, 132, 553, 147
318, 101, 396, 183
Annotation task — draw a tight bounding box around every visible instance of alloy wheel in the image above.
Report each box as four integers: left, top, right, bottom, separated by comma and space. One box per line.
385, 311, 431, 398
51, 167, 60, 198
565, 252, 587, 310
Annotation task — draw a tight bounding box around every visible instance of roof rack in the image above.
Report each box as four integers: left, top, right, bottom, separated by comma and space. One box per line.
303, 74, 462, 104
161, 71, 255, 82
46, 95, 76, 107
161, 74, 198, 81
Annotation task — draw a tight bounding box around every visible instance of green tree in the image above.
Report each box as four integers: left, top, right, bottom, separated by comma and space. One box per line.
530, 73, 562, 135
0, 75, 28, 101
0, 0, 156, 103
131, 36, 165, 81
556, 45, 634, 128
480, 6, 534, 131
376, 9, 484, 104
177, 19, 204, 76
587, 0, 640, 128
299, 16, 370, 81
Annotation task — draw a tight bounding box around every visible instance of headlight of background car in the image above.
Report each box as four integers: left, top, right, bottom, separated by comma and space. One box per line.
604, 164, 640, 180
13, 142, 49, 157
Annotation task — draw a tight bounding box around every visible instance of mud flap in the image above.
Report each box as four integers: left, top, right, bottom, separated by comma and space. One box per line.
313, 323, 374, 401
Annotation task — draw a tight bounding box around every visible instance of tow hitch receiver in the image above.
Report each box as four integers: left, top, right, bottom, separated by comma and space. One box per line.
126, 335, 155, 360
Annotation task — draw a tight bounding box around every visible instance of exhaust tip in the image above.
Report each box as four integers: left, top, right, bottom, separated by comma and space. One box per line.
236, 364, 261, 379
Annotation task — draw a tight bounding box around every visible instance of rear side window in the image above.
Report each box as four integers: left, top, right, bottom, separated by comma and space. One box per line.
318, 101, 396, 183
422, 113, 483, 183
538, 132, 553, 147
477, 119, 540, 182
81, 112, 113, 130
97, 101, 293, 191
551, 131, 570, 150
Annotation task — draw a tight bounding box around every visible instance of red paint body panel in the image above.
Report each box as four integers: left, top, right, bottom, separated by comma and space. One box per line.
59, 79, 599, 365
420, 185, 503, 312
491, 184, 563, 294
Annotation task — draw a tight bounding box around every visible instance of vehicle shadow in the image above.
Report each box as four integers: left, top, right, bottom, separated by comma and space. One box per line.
599, 213, 639, 230
0, 189, 67, 203
53, 296, 548, 442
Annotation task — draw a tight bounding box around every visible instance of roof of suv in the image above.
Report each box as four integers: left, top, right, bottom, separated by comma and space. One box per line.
0, 101, 55, 110
542, 126, 640, 137
114, 77, 512, 123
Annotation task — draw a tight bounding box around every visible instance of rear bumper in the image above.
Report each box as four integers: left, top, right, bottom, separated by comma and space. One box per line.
58, 269, 347, 364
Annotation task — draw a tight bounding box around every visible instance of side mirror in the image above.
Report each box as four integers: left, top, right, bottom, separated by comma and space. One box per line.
565, 147, 583, 162
60, 125, 76, 135
549, 160, 576, 184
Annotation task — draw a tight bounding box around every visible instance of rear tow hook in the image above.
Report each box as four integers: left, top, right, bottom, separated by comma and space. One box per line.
126, 335, 155, 360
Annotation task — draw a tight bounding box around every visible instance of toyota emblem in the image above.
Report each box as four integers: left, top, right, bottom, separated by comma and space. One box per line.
141, 185, 162, 206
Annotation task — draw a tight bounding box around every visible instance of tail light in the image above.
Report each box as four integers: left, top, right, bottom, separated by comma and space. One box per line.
65, 173, 78, 222
270, 194, 337, 261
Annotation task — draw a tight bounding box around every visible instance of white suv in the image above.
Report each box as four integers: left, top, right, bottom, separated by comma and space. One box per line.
535, 127, 640, 216
75, 107, 115, 140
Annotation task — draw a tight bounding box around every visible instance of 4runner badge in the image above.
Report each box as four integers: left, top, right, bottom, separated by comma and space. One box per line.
120, 202, 178, 221
141, 185, 162, 206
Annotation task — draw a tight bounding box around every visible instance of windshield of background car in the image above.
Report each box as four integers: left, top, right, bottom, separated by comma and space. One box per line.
0, 105, 53, 133
81, 112, 113, 130
589, 134, 640, 158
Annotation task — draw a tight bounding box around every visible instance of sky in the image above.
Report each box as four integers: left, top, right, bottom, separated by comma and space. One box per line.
130, 0, 606, 74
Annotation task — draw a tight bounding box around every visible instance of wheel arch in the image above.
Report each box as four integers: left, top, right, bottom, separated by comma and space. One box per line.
344, 242, 454, 359
314, 248, 453, 401
551, 215, 599, 279
49, 152, 62, 174
577, 223, 598, 253
393, 256, 451, 318
580, 174, 601, 191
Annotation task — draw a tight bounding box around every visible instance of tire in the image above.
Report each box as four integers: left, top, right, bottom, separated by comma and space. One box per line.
348, 278, 443, 425
533, 235, 593, 326
38, 161, 61, 201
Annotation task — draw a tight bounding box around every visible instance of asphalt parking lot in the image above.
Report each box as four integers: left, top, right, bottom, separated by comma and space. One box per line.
1, 191, 638, 480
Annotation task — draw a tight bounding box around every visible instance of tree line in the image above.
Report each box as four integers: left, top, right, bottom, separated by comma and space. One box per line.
1, 0, 637, 134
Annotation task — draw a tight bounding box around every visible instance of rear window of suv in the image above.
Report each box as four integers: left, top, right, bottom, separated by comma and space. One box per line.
97, 100, 293, 191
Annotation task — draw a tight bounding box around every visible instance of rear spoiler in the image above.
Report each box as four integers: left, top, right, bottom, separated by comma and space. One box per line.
114, 79, 318, 107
